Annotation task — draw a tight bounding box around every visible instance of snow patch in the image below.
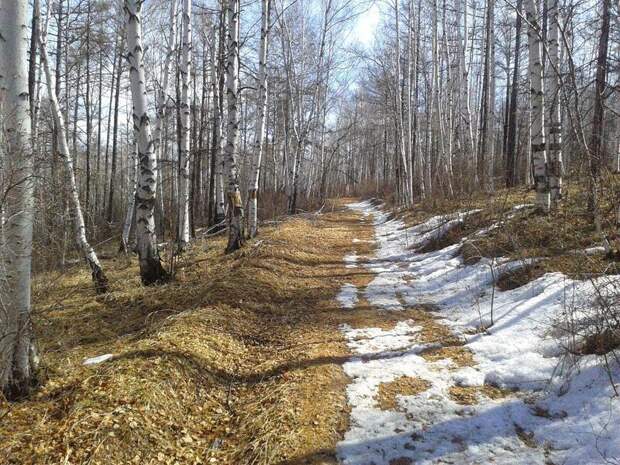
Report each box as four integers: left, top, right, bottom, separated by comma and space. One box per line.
337, 283, 359, 309
335, 199, 620, 465
344, 253, 358, 268
83, 354, 114, 365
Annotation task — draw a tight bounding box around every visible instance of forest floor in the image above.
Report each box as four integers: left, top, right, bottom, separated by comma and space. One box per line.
3, 188, 620, 464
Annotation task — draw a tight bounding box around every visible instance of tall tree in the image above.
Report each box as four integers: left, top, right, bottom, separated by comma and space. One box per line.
121, 142, 139, 254
39, 0, 109, 294
394, 0, 412, 205
525, 0, 550, 212
546, 0, 562, 204
505, 0, 523, 188
587, 0, 611, 229
247, 0, 271, 238
0, 0, 38, 399
124, 0, 169, 284
478, 0, 496, 189
178, 0, 192, 248
223, 0, 245, 252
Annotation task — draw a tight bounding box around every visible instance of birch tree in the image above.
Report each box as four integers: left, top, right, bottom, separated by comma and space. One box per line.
248, 0, 270, 238
39, 1, 109, 293
224, 0, 245, 252
152, 0, 178, 233
525, 0, 550, 212
121, 142, 138, 254
394, 0, 412, 205
210, 8, 226, 228
124, 0, 169, 284
0, 0, 38, 398
546, 0, 562, 204
178, 0, 192, 248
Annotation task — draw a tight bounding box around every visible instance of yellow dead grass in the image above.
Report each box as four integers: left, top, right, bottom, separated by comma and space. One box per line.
448, 384, 514, 405
1, 200, 375, 465
375, 376, 431, 411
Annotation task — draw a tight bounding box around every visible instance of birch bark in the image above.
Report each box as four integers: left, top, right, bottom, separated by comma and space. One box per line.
546, 0, 562, 204
39, 1, 109, 293
525, 0, 550, 212
394, 0, 412, 205
0, 0, 38, 398
152, 0, 177, 197
124, 0, 169, 284
121, 142, 139, 254
248, 0, 270, 238
213, 9, 227, 227
224, 0, 245, 252
178, 0, 192, 248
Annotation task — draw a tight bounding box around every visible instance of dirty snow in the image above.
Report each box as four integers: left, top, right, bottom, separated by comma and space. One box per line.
337, 283, 359, 309
336, 200, 620, 465
344, 253, 359, 268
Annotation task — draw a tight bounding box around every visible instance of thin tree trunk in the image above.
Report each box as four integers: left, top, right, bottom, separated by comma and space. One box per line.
107, 36, 124, 223
39, 2, 109, 294
214, 9, 227, 227
248, 0, 271, 238
394, 0, 411, 205
546, 0, 563, 205
224, 0, 245, 252
121, 142, 139, 254
85, 0, 92, 221
588, 0, 611, 230
177, 0, 192, 249
525, 0, 550, 212
505, 0, 522, 188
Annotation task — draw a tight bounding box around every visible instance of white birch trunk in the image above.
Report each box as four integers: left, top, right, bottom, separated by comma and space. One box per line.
213, 11, 227, 225
394, 0, 412, 205
248, 0, 270, 238
0, 1, 38, 398
224, 0, 245, 252
153, 0, 177, 159
546, 0, 563, 204
121, 142, 139, 254
525, 0, 550, 212
178, 0, 192, 248
124, 0, 169, 284
39, 1, 109, 293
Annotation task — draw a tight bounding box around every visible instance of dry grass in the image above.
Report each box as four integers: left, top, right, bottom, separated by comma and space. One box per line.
1, 199, 376, 465
463, 179, 620, 279
419, 345, 475, 368
379, 180, 620, 297
375, 376, 431, 411
448, 384, 514, 405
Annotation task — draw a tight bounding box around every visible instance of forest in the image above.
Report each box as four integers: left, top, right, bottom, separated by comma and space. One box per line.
1, 0, 620, 463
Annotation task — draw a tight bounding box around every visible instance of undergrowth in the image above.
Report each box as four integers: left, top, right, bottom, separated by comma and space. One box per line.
380, 177, 620, 360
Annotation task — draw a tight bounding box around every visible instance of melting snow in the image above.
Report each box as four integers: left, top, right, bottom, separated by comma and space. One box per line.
336, 200, 620, 465
337, 283, 359, 309
344, 253, 358, 268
